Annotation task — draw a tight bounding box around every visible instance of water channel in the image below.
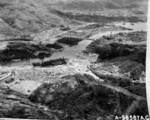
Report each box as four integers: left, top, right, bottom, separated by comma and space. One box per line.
1, 22, 147, 67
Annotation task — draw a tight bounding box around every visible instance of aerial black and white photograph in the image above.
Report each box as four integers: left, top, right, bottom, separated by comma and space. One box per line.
0, 0, 148, 119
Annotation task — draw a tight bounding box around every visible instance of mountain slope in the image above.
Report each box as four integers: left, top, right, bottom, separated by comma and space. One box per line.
0, 0, 148, 38
53, 0, 147, 11
0, 0, 67, 37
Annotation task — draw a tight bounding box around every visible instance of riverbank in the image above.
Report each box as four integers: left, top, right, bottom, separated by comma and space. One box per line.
0, 56, 148, 119
0, 0, 148, 119
0, 22, 133, 66
0, 22, 148, 119
84, 31, 146, 79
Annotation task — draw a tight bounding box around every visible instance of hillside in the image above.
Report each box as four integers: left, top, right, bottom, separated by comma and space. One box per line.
54, 0, 148, 10
0, 0, 148, 119
0, 0, 71, 37
52, 0, 148, 23
0, 0, 148, 38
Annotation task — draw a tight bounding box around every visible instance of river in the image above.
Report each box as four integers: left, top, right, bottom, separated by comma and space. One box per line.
1, 22, 147, 67
90, 22, 147, 40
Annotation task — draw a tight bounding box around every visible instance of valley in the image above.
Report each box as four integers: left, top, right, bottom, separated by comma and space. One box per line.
0, 0, 148, 119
